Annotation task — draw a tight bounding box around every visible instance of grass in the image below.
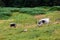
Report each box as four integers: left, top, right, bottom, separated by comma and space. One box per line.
49, 6, 60, 11
10, 12, 36, 24
19, 7, 47, 15
0, 12, 60, 40
0, 6, 50, 19
0, 6, 60, 40
0, 6, 60, 20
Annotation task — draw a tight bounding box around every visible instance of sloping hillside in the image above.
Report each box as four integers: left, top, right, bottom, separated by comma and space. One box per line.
0, 11, 60, 40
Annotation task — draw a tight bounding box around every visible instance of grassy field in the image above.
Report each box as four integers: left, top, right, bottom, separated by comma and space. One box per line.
0, 7, 60, 40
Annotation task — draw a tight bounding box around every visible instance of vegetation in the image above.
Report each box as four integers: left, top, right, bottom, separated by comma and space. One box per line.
0, 6, 60, 20
49, 6, 60, 11
0, 7, 47, 19
0, 6, 60, 40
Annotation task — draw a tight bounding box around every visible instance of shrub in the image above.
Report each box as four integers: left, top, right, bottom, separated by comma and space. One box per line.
10, 8, 20, 12
49, 6, 60, 11
0, 12, 11, 20
19, 7, 46, 15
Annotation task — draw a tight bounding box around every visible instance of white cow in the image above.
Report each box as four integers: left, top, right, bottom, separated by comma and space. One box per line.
37, 18, 50, 26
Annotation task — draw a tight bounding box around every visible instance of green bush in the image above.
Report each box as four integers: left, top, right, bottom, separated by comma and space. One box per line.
0, 7, 20, 19
0, 12, 11, 20
49, 6, 60, 11
19, 7, 47, 15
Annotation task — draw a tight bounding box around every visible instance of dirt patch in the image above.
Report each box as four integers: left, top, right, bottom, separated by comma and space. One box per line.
34, 14, 45, 20
0, 20, 14, 24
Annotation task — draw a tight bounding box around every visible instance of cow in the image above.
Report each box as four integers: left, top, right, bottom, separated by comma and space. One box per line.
37, 18, 50, 26
10, 23, 16, 28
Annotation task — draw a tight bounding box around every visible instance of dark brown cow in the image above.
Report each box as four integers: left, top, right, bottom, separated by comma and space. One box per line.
10, 23, 16, 28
